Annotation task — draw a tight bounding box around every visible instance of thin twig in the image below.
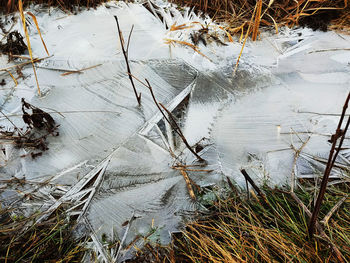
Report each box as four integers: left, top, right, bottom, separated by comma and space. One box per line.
60, 63, 102, 76
114, 16, 141, 106
0, 55, 53, 72
308, 92, 350, 238
240, 169, 269, 205
126, 25, 134, 56
226, 176, 236, 192
114, 212, 137, 261
297, 110, 350, 117
0, 110, 24, 136
160, 103, 206, 162
172, 164, 207, 168
19, 0, 41, 96
172, 167, 213, 172
145, 79, 205, 163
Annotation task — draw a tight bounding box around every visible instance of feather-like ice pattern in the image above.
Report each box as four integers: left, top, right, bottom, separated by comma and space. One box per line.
212, 32, 350, 186
1, 2, 350, 262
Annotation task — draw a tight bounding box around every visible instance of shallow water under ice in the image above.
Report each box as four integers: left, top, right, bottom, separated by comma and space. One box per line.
0, 1, 349, 261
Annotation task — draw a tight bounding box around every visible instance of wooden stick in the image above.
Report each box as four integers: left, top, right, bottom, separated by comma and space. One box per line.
308, 92, 350, 237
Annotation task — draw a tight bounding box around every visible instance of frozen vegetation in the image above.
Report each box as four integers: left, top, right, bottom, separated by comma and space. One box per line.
0, 1, 349, 261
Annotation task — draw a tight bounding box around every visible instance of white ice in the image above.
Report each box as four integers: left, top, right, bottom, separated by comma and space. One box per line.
0, 1, 349, 261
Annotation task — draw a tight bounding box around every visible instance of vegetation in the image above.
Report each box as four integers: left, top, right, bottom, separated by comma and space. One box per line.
2, 0, 107, 13
0, 1, 349, 262
131, 181, 350, 262
169, 0, 350, 33
0, 207, 85, 262
2, 0, 350, 35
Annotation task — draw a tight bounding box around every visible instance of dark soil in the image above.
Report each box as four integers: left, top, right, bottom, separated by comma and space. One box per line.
299, 9, 342, 31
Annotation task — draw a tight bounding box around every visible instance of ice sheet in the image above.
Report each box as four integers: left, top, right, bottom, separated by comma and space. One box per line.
1, 2, 349, 261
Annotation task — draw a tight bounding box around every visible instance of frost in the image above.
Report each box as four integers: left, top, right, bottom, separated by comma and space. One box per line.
0, 1, 349, 261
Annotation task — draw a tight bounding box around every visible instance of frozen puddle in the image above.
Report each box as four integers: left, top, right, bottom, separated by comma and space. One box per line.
0, 1, 349, 261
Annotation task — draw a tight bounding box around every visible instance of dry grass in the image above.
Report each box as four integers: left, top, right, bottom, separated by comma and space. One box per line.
0, 207, 85, 262
1, 1, 349, 35
170, 0, 350, 37
131, 181, 350, 263
0, 1, 349, 262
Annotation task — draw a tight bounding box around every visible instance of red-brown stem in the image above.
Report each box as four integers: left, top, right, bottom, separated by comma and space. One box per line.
308, 92, 350, 237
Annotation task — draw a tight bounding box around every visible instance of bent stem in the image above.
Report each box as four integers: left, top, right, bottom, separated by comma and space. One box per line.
145, 78, 205, 163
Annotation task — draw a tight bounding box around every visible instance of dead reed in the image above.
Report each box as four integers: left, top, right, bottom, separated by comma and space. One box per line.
2, 1, 349, 35
170, 0, 350, 38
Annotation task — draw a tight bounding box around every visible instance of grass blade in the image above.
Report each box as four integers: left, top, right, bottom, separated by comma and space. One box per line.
18, 0, 41, 96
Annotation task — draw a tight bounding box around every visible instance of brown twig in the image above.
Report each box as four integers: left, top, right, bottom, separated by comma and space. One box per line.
290, 192, 345, 263
159, 103, 205, 163
240, 169, 269, 205
144, 79, 205, 163
308, 92, 350, 238
60, 63, 102, 76
114, 16, 141, 106
172, 164, 207, 168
